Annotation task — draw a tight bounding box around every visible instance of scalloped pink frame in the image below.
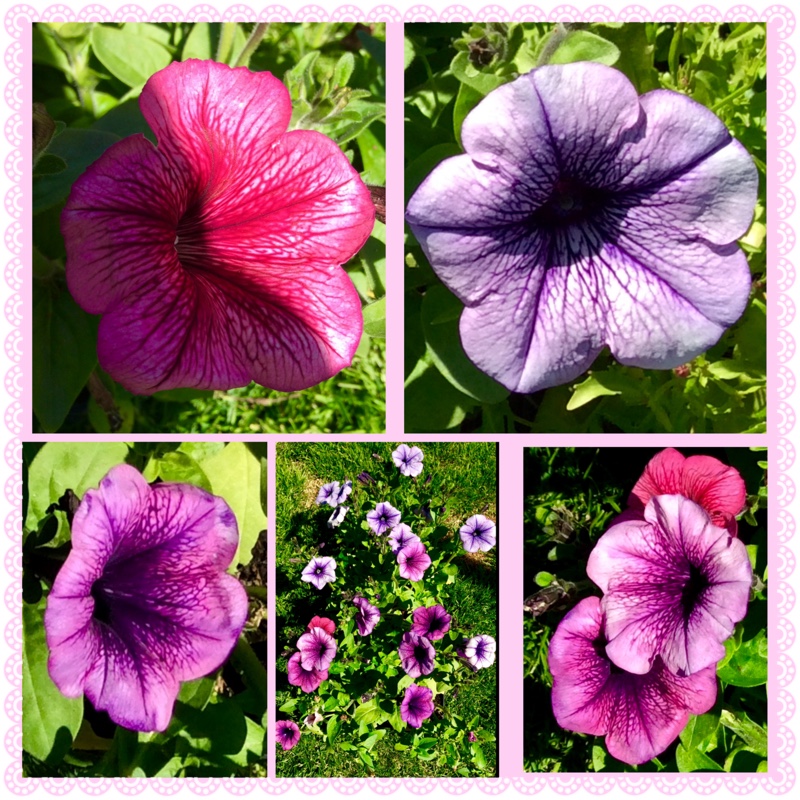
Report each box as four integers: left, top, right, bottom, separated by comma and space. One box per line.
4, 1, 797, 795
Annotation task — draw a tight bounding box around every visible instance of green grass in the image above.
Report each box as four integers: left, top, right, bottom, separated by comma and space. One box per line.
275, 442, 498, 777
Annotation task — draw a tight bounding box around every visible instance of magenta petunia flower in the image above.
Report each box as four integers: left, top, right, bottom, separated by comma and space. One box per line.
463, 634, 496, 670
276, 719, 301, 751
410, 605, 452, 641
400, 684, 435, 728
397, 540, 432, 582
388, 523, 420, 554
44, 464, 248, 732
366, 502, 401, 535
406, 63, 758, 394
62, 59, 375, 395
353, 595, 381, 636
626, 448, 746, 536
297, 626, 337, 671
287, 652, 327, 694
587, 495, 752, 677
549, 596, 717, 765
392, 445, 424, 477
301, 556, 337, 590
398, 632, 436, 678
306, 616, 336, 636
459, 514, 496, 553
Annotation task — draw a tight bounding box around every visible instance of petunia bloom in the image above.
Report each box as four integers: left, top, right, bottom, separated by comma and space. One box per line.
587, 495, 752, 677
366, 502, 401, 535
459, 515, 497, 553
400, 684, 435, 728
63, 59, 375, 395
44, 464, 248, 732
276, 719, 301, 751
353, 595, 381, 636
406, 62, 758, 394
397, 540, 432, 582
410, 605, 452, 641
388, 523, 420, 554
328, 505, 348, 528
392, 445, 424, 477
626, 448, 746, 536
307, 616, 336, 636
287, 652, 328, 694
549, 596, 717, 765
301, 556, 337, 590
464, 634, 496, 670
398, 632, 436, 678
316, 482, 341, 507
297, 626, 337, 671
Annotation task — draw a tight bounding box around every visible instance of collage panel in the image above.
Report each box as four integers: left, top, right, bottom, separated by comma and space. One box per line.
404, 22, 766, 434
523, 447, 767, 772
275, 442, 498, 776
21, 441, 267, 777
32, 21, 386, 435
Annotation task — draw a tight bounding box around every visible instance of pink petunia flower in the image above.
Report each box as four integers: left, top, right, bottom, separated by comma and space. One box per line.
626, 448, 746, 536
62, 59, 375, 395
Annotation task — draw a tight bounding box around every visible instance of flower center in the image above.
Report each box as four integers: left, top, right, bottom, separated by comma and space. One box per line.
90, 580, 113, 625
414, 644, 429, 663
534, 178, 607, 227
681, 564, 710, 617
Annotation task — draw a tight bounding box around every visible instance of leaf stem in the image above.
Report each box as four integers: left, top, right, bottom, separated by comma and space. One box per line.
233, 23, 270, 68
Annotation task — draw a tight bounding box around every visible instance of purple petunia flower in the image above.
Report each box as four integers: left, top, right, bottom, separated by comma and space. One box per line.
549, 596, 717, 765
406, 63, 758, 394
276, 719, 301, 751
410, 605, 452, 641
301, 556, 337, 590
397, 541, 432, 582
388, 523, 421, 554
366, 502, 401, 535
468, 731, 478, 743
315, 481, 340, 507
44, 464, 248, 733
356, 471, 375, 485
587, 494, 751, 677
464, 635, 496, 670
297, 626, 337, 671
327, 505, 348, 528
353, 595, 381, 636
400, 684, 435, 728
287, 652, 328, 694
392, 445, 424, 477
398, 632, 436, 678
459, 515, 497, 553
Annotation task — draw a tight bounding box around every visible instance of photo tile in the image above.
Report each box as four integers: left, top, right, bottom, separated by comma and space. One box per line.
274, 441, 498, 776
523, 446, 767, 772
21, 441, 267, 777
32, 21, 386, 435
404, 22, 766, 434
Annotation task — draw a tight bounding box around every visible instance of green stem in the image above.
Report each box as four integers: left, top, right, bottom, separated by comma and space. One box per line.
233, 23, 270, 68
216, 22, 237, 64
230, 636, 267, 710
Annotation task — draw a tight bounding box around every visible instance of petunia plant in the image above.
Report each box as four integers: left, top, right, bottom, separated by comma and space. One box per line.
405, 22, 766, 434
33, 21, 386, 434
22, 441, 267, 777
523, 447, 767, 772
276, 442, 498, 777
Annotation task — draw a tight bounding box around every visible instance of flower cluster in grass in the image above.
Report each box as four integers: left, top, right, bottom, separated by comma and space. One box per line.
523, 447, 767, 772
21, 441, 267, 778
404, 22, 766, 434
276, 443, 498, 776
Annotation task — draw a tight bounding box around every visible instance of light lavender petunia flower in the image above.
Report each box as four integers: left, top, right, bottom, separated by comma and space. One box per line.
392, 445, 424, 477
397, 541, 432, 582
549, 596, 717, 765
463, 634, 496, 670
400, 684, 435, 728
410, 605, 452, 641
398, 632, 436, 678
44, 464, 248, 733
316, 481, 340, 507
388, 523, 420, 554
587, 494, 752, 677
353, 595, 381, 636
328, 505, 348, 528
459, 515, 496, 553
287, 652, 327, 694
297, 626, 337, 671
301, 556, 337, 590
276, 719, 301, 751
406, 63, 758, 394
366, 502, 401, 535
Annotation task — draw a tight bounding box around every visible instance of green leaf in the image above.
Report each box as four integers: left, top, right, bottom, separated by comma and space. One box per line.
334, 52, 355, 87
279, 699, 297, 713
404, 37, 415, 70
91, 24, 172, 87
182, 22, 214, 60
717, 630, 767, 687
33, 154, 67, 176
25, 441, 129, 530
356, 124, 385, 187
679, 710, 720, 752
567, 374, 622, 410
353, 699, 384, 726
363, 297, 386, 338
33, 282, 99, 432
326, 717, 341, 744
549, 30, 620, 66
720, 709, 768, 756
534, 571, 554, 587
397, 673, 415, 693
358, 747, 374, 769
23, 589, 83, 763
453, 81, 483, 148
387, 705, 404, 733
422, 284, 509, 404
177, 676, 216, 711
143, 452, 212, 493
200, 443, 265, 567
676, 744, 724, 772
151, 387, 215, 403
404, 357, 476, 432
450, 51, 506, 95
471, 742, 487, 770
